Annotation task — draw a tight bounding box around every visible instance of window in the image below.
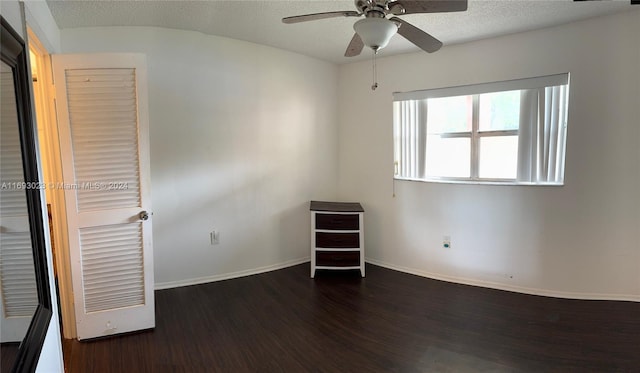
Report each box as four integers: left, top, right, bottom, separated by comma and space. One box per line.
393, 74, 570, 185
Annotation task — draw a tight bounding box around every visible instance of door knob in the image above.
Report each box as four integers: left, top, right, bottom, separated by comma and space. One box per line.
139, 211, 149, 221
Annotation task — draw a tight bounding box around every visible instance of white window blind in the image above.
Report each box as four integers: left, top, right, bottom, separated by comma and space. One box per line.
393, 100, 427, 179
393, 74, 570, 185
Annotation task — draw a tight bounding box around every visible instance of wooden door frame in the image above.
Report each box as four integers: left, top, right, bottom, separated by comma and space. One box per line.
27, 27, 76, 339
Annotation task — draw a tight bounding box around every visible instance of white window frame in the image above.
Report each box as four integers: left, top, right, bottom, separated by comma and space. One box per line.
393, 73, 570, 185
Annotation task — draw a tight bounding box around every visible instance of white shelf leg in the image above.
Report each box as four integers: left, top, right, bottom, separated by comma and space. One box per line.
359, 212, 365, 277
310, 212, 316, 278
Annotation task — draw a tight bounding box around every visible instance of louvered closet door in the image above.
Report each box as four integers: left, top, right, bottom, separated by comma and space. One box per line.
0, 67, 38, 342
52, 54, 154, 340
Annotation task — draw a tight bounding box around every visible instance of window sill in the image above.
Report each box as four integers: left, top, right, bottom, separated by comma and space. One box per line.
394, 176, 564, 187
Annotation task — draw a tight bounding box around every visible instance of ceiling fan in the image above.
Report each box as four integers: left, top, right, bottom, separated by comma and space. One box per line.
282, 0, 468, 58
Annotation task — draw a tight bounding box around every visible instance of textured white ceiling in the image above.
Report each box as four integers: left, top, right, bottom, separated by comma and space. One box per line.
46, 0, 636, 64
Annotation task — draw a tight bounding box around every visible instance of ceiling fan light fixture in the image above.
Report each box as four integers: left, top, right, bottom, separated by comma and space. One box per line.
353, 18, 398, 51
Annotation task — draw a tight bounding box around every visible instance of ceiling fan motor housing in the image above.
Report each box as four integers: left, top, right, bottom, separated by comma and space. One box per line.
356, 0, 400, 17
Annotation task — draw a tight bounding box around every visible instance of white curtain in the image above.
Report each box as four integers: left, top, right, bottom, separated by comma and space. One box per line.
394, 100, 427, 179
517, 85, 568, 184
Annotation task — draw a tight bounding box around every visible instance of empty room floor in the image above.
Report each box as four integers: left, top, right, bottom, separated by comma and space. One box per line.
62, 263, 640, 372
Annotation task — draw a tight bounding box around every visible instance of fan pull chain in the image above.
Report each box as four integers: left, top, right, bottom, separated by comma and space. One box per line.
371, 49, 378, 91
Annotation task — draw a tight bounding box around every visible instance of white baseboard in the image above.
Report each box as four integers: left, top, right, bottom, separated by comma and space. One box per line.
365, 258, 640, 302
154, 257, 310, 290
155, 257, 639, 302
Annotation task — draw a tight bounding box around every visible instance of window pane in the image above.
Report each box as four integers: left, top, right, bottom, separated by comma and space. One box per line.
478, 136, 518, 179
426, 136, 470, 178
427, 95, 472, 133
479, 90, 520, 131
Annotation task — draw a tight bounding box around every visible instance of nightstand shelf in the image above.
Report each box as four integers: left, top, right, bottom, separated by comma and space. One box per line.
310, 201, 364, 278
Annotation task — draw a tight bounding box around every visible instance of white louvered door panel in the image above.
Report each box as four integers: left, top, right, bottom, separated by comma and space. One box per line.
80, 224, 144, 313
67, 69, 141, 212
53, 54, 154, 340
0, 67, 38, 342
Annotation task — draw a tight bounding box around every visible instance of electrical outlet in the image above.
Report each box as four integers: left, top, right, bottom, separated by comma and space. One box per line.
443, 235, 451, 249
210, 230, 220, 245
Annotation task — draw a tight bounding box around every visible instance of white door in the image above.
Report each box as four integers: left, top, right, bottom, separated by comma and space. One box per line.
0, 64, 38, 342
52, 54, 154, 340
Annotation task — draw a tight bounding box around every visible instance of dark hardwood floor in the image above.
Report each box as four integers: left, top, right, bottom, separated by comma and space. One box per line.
1, 342, 19, 372
62, 263, 640, 373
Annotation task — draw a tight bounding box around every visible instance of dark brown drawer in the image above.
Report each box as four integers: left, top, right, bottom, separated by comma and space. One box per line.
316, 232, 360, 248
315, 213, 359, 230
316, 251, 360, 267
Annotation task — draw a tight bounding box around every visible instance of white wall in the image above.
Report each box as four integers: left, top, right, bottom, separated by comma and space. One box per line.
24, 0, 61, 53
337, 10, 640, 300
61, 27, 340, 287
1, 0, 24, 37
1, 1, 65, 371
